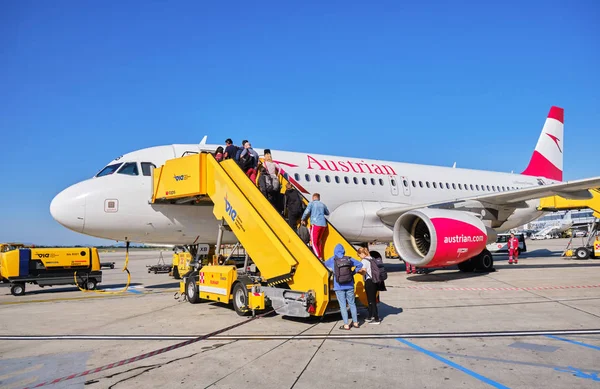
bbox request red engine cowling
[393,208,495,267]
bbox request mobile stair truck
[0,247,102,295]
[151,152,368,318]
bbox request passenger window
[391,178,397,186]
[325,175,331,183]
[117,162,139,176]
[379,179,384,186]
[458,183,462,190]
[403,180,408,187]
[452,183,456,189]
[344,177,350,184]
[96,163,123,177]
[335,176,340,184]
[486,185,490,191]
[426,182,430,188]
[362,178,367,185]
[446,183,450,189]
[305,174,311,182]
[315,175,321,182]
[412,180,416,187]
[432,182,437,188]
[371,178,376,185]
[353,177,358,185]
[419,181,423,188]
[475,185,479,191]
[470,184,474,190]
[294,173,300,181]
[141,162,156,176]
[439,182,443,189]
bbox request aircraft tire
[457,259,476,272]
[474,249,494,272]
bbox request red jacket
[508,237,519,250]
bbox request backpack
[334,256,354,284]
[239,153,255,172]
[368,256,387,283]
[234,147,243,162]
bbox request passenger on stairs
[223,138,240,161]
[263,149,283,213]
[214,146,224,162]
[239,141,259,183]
[301,193,330,260]
[284,182,304,230]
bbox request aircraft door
[400,176,411,196]
[389,176,399,196]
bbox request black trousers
[365,278,379,320]
[287,211,302,230]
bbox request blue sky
[1,0,598,245]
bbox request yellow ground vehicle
[152,152,369,318]
[0,247,102,295]
[384,242,399,259]
[538,190,600,260]
[172,251,192,279]
[0,242,27,253]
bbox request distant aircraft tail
[521,106,564,181]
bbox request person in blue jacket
[324,243,364,330]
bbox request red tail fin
[521,106,564,181]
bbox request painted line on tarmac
[0,289,176,305]
[3,329,600,341]
[545,335,600,351]
[407,284,600,292]
[396,338,511,389]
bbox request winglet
[521,106,564,182]
[199,135,208,145]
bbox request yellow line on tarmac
[0,289,179,306]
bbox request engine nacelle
[393,208,496,268]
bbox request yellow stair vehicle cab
[0,247,102,296]
[152,152,368,318]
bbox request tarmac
[1,238,599,389]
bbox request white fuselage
[50,143,551,245]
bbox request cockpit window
[117,162,139,176]
[141,162,156,176]
[96,163,123,177]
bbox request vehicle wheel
[575,247,590,260]
[457,259,476,272]
[475,250,494,272]
[110,264,115,269]
[85,278,97,290]
[185,276,200,304]
[11,283,25,296]
[172,266,181,279]
[232,282,250,316]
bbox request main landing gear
[457,249,494,273]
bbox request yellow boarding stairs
[538,188,600,218]
[538,188,600,259]
[151,152,368,318]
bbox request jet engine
[393,208,496,268]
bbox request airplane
[50,106,600,271]
[530,211,574,239]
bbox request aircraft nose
[50,185,87,233]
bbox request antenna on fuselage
[452,162,456,168]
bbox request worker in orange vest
[508,233,519,264]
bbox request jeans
[335,289,358,325]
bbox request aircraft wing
[376,176,600,226]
